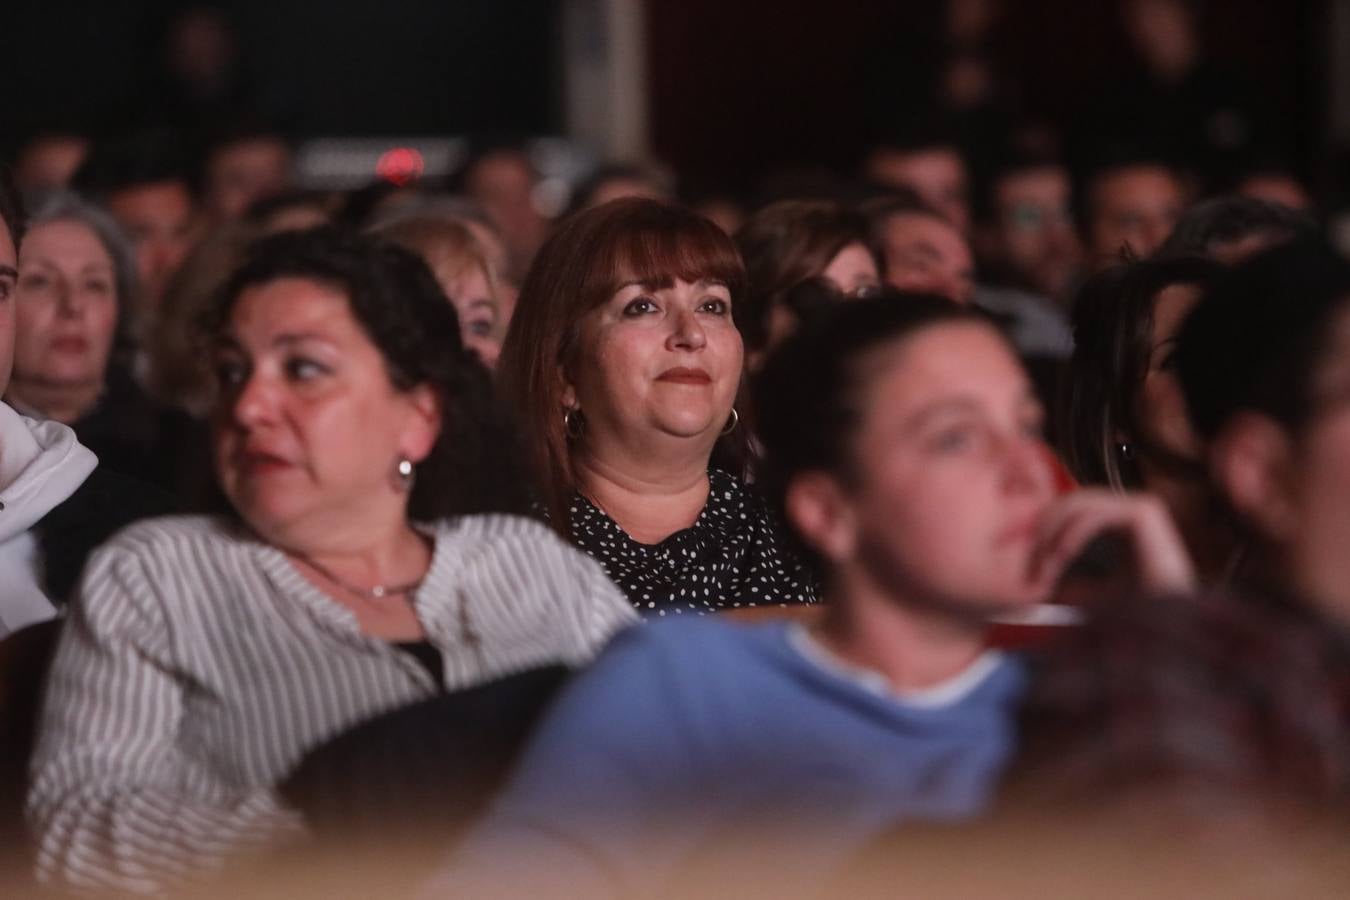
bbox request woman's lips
[233,450,294,475]
[49,336,89,354]
[656,367,712,385]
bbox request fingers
[1030,490,1197,595]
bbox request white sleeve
[25,540,305,893]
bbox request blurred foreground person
[26,229,636,893]
[431,294,1193,898]
[1062,254,1238,579]
[841,589,1350,900]
[1179,239,1350,627]
[373,216,506,369]
[735,199,881,368]
[4,192,206,495]
[500,198,817,614]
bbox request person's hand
[1028,490,1196,597]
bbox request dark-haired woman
[433,292,1193,897]
[27,229,636,893]
[735,199,882,369]
[499,198,817,615]
[1061,254,1238,579]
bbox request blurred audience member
[26,228,635,893]
[5,192,207,496]
[434,294,1192,898]
[200,125,293,223]
[1081,160,1187,269]
[245,189,338,235]
[1157,194,1317,263]
[12,134,88,196]
[456,147,550,282]
[374,216,505,369]
[1063,254,1238,579]
[735,199,881,367]
[145,222,257,417]
[1079,0,1266,190]
[569,161,675,214]
[691,194,747,236]
[499,198,817,614]
[1178,239,1350,623]
[73,132,200,314]
[862,135,972,233]
[865,194,975,303]
[978,150,1083,303]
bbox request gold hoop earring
[720,408,740,436]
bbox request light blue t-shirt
[431,617,1026,898]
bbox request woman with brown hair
[735,199,882,369]
[498,197,817,616]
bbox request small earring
[720,408,740,436]
[563,407,584,439]
[1118,442,1135,461]
[393,457,416,493]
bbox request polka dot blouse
[568,468,819,617]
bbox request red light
[376,147,425,186]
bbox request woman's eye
[699,297,729,315]
[84,280,112,295]
[285,358,328,381]
[622,297,657,317]
[20,274,49,291]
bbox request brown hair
[498,197,745,535]
[734,200,880,352]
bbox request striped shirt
[27,514,637,894]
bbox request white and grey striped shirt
[27,513,637,894]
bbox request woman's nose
[666,307,707,351]
[230,373,277,428]
[55,280,83,316]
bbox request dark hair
[207,227,532,520]
[0,165,26,249]
[973,146,1069,225]
[734,200,881,353]
[753,291,994,565]
[1176,239,1350,442]
[1061,255,1223,488]
[72,130,198,201]
[498,197,745,536]
[1156,194,1317,260]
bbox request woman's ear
[1210,412,1300,543]
[401,384,443,463]
[785,471,858,565]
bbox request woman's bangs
[602,219,745,298]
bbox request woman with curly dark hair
[27,228,636,893]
